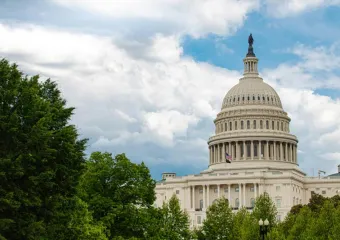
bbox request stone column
[273,141,276,161]
[222,143,226,163]
[243,141,246,160]
[243,183,246,206]
[259,141,262,160]
[228,142,231,156]
[251,141,254,160]
[231,142,234,160]
[236,142,240,160]
[203,185,206,209]
[295,145,298,163]
[290,144,293,162]
[238,183,242,208]
[213,145,215,163]
[280,142,283,161]
[254,183,257,199]
[285,143,288,161]
[217,185,220,199]
[207,185,210,207]
[209,147,212,164]
[192,186,195,210]
[266,141,269,160]
[228,184,231,206]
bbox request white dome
[221,78,282,109]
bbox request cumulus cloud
[261,44,340,175]
[264,0,340,18]
[0,22,240,172]
[52,0,260,38]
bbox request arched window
[229,121,232,131]
[235,198,240,208]
[233,98,235,102]
[260,120,263,129]
[247,120,250,129]
[277,121,279,130]
[225,122,227,131]
[258,96,260,101]
[248,96,250,101]
[253,96,255,101]
[241,121,244,129]
[266,120,269,129]
[272,121,274,130]
[200,199,203,209]
[253,120,256,129]
[281,122,283,131]
[251,198,255,208]
[242,96,245,101]
[235,121,238,130]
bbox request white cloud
[264,0,340,18]
[0,22,240,169]
[1,17,340,176]
[52,0,260,38]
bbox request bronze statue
[248,33,254,47]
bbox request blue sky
[1,0,340,179]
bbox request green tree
[202,197,233,240]
[0,59,91,239]
[307,193,326,213]
[158,194,191,240]
[232,207,259,240]
[252,192,278,227]
[286,206,312,240]
[78,151,156,239]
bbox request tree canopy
[0,59,103,239]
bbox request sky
[1,0,340,179]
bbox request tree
[286,206,312,240]
[252,192,278,227]
[202,197,233,240]
[232,207,259,240]
[307,193,326,213]
[0,59,89,239]
[158,194,191,240]
[78,151,156,239]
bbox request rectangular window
[235,121,238,130]
[322,190,326,194]
[214,188,218,193]
[176,190,180,194]
[276,186,281,192]
[224,188,228,193]
[250,187,254,192]
[197,216,202,224]
[277,215,281,222]
[199,189,203,194]
[235,187,239,192]
[276,199,281,208]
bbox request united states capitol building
[155,35,340,227]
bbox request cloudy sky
[1,0,340,179]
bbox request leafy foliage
[78,151,157,239]
[0,59,94,239]
[158,194,191,240]
[202,197,233,239]
[252,192,278,227]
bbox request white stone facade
[155,40,340,228]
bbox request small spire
[246,33,256,57]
